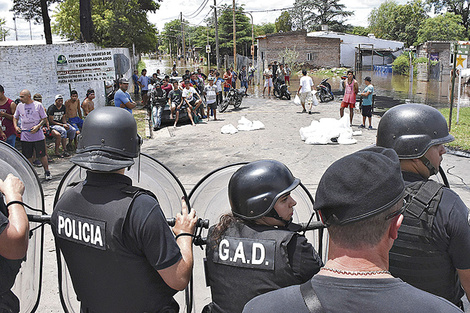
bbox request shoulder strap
[300,280,325,313]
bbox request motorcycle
[316,78,334,102]
[219,87,244,113]
[273,77,291,100]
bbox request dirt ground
[22,95,470,312]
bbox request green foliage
[254,23,276,37]
[350,26,370,36]
[392,52,412,75]
[0,18,9,40]
[289,0,353,31]
[368,0,428,47]
[217,4,252,57]
[439,107,470,151]
[161,19,183,58]
[415,56,429,64]
[53,0,159,53]
[428,0,470,34]
[275,11,293,33]
[278,47,299,72]
[416,12,467,44]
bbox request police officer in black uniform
[377,103,470,308]
[0,174,27,313]
[204,160,323,313]
[51,107,197,313]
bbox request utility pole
[232,0,236,71]
[181,12,186,64]
[13,16,17,41]
[79,0,93,42]
[213,0,220,71]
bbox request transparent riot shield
[187,163,327,313]
[0,141,45,313]
[53,153,188,313]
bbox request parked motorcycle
[273,78,291,100]
[316,78,334,102]
[219,87,244,113]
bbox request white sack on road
[221,124,239,134]
[300,115,359,145]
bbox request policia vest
[389,180,463,305]
[51,178,178,313]
[205,222,305,313]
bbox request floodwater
[143,56,470,108]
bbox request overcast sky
[0,0,402,42]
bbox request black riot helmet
[71,107,142,172]
[229,160,300,222]
[376,103,454,175]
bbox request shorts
[341,101,355,109]
[51,124,76,139]
[21,139,46,159]
[241,81,248,89]
[141,90,148,97]
[362,105,372,117]
[68,116,83,131]
[299,91,312,105]
[207,101,217,110]
[264,78,273,87]
[224,86,230,92]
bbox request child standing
[359,76,374,129]
[204,78,218,121]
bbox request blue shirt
[132,74,139,85]
[138,76,151,91]
[114,89,133,113]
[362,84,374,106]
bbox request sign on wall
[55,50,115,84]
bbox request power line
[183,0,210,19]
[245,7,294,13]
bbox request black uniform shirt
[402,171,470,270]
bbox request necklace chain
[322,267,391,276]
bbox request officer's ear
[389,214,403,240]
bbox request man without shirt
[81,89,95,117]
[243,147,461,313]
[48,95,76,157]
[65,90,83,147]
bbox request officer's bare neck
[89,168,126,175]
[400,159,430,179]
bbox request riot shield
[0,141,45,313]
[53,153,188,313]
[187,163,327,313]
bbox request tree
[350,26,370,36]
[53,0,159,53]
[368,0,428,47]
[161,19,183,58]
[254,23,276,36]
[217,4,252,59]
[427,0,470,34]
[275,11,292,32]
[0,18,9,41]
[416,12,466,44]
[289,0,353,31]
[11,0,60,44]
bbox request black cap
[364,76,371,82]
[314,147,405,226]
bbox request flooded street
[143,56,470,108]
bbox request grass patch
[133,109,148,139]
[439,107,470,152]
[137,59,146,74]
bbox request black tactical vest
[52,179,178,313]
[205,222,304,313]
[389,180,463,305]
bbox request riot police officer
[51,107,197,313]
[376,103,470,308]
[204,160,323,313]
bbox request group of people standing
[262,61,291,97]
[0,85,96,181]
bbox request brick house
[256,30,340,69]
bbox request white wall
[0,42,132,110]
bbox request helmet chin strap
[266,209,292,227]
[420,156,438,176]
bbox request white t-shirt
[299,76,314,93]
[204,85,217,104]
[264,68,273,79]
[182,87,197,101]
